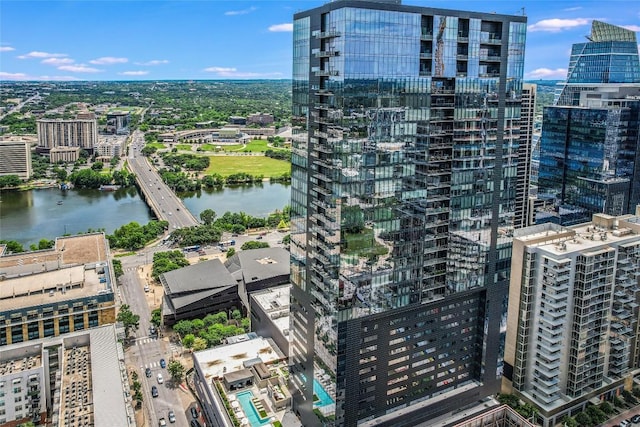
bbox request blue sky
[0,0,638,81]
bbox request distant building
[514,83,537,229]
[49,146,81,163]
[229,116,247,126]
[76,111,96,120]
[36,118,98,154]
[247,113,274,126]
[0,140,32,179]
[95,137,125,158]
[537,21,640,225]
[160,258,239,326]
[0,234,116,346]
[0,324,134,427]
[105,112,130,135]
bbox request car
[160,358,166,368]
[621,421,631,427]
[256,236,263,240]
[151,386,158,397]
[190,421,201,427]
[149,326,157,336]
[144,285,150,292]
[157,373,164,384]
[190,407,198,419]
[145,367,152,378]
[168,410,176,423]
[169,212,172,216]
[632,415,640,424]
[177,208,180,211]
[159,418,167,427]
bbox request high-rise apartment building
[290,1,526,425]
[0,140,32,180]
[514,83,536,229]
[536,21,640,225]
[36,118,98,154]
[504,214,640,426]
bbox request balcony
[420,32,433,41]
[315,90,334,97]
[315,50,340,58]
[480,55,501,62]
[315,70,339,77]
[315,30,341,39]
[420,52,433,59]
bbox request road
[0,92,39,121]
[118,249,190,427]
[128,130,199,229]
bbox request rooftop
[251,285,290,338]
[193,334,285,382]
[0,353,42,375]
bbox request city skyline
[1,0,638,82]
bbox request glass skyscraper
[537,21,640,225]
[290,1,526,425]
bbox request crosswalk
[169,341,181,354]
[136,337,157,346]
[141,361,161,370]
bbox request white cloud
[0,71,78,81]
[525,68,568,79]
[134,59,169,66]
[89,56,128,65]
[58,64,101,73]
[204,66,238,73]
[528,18,590,32]
[118,71,149,76]
[563,7,582,11]
[225,6,257,16]
[42,57,74,66]
[268,23,293,32]
[622,25,640,32]
[0,71,29,80]
[203,66,283,78]
[0,46,15,52]
[18,51,67,59]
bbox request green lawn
[204,156,290,178]
[146,142,166,149]
[175,144,192,151]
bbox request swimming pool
[313,379,334,407]
[235,390,272,427]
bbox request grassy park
[205,155,290,178]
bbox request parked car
[151,386,158,397]
[157,373,164,384]
[168,410,176,423]
[190,420,201,427]
[160,358,166,368]
[145,367,152,378]
[631,415,640,424]
[159,418,167,426]
[190,407,198,419]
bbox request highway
[128,130,199,229]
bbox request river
[0,183,291,247]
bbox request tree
[173,319,194,337]
[613,396,625,407]
[241,241,270,250]
[91,161,104,171]
[192,337,208,351]
[112,259,124,278]
[561,415,578,427]
[226,247,236,257]
[151,308,162,327]
[38,238,55,250]
[168,359,185,382]
[599,401,613,415]
[574,412,591,427]
[200,209,217,225]
[117,304,140,339]
[182,334,195,350]
[585,405,606,425]
[231,309,242,320]
[0,240,25,253]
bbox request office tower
[504,214,640,426]
[290,1,526,426]
[0,140,32,180]
[105,112,130,135]
[514,83,536,229]
[36,118,98,154]
[536,21,640,225]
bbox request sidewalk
[602,404,640,427]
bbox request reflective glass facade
[537,21,640,226]
[290,2,526,426]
